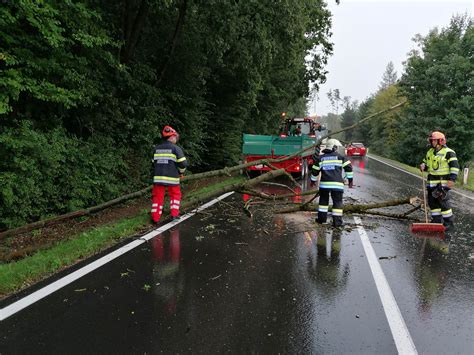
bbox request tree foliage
[397,15,473,166]
[0,0,334,228]
[366,85,405,158]
[379,61,397,91]
[340,97,358,142]
[348,15,472,168]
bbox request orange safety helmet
[428,131,446,145]
[162,125,178,138]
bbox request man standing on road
[151,126,187,223]
[310,139,353,227]
[420,131,459,229]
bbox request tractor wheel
[302,160,309,178]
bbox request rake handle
[422,172,428,223]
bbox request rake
[410,173,445,234]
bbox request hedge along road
[0,157,473,354]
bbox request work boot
[316,218,328,225]
[443,220,454,231]
[333,217,343,228]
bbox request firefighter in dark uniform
[419,131,459,229]
[310,139,353,227]
[151,126,187,223]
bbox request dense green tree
[0,0,334,228]
[350,96,374,143]
[366,85,405,158]
[340,98,358,142]
[397,15,473,166]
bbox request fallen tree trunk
[274,197,412,214]
[0,189,148,240]
[0,169,287,240]
[238,187,421,220]
[182,169,287,210]
[237,189,318,201]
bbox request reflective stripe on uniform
[176,157,187,163]
[321,160,342,167]
[153,176,180,184]
[332,208,343,216]
[321,159,343,164]
[427,180,449,187]
[342,160,351,167]
[153,176,179,181]
[318,205,329,212]
[319,181,344,189]
[154,153,177,161]
[428,168,450,176]
[441,209,453,218]
[170,200,180,209]
[431,208,441,216]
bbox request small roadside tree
[379,61,398,91]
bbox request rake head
[410,222,445,234]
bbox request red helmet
[428,131,446,145]
[162,125,178,137]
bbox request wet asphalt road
[1,157,473,354]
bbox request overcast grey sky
[309,0,473,116]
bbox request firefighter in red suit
[151,126,187,223]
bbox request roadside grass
[0,175,245,297]
[0,214,148,295]
[368,152,473,191]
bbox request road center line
[354,216,418,355]
[0,192,234,322]
[367,154,473,201]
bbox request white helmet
[322,138,341,151]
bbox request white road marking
[0,192,234,321]
[367,154,474,201]
[354,216,418,355]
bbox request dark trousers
[317,189,344,226]
[427,187,453,223]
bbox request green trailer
[242,134,317,176]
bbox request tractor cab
[279,117,325,138]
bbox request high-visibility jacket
[152,140,187,185]
[422,146,459,188]
[310,149,353,190]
